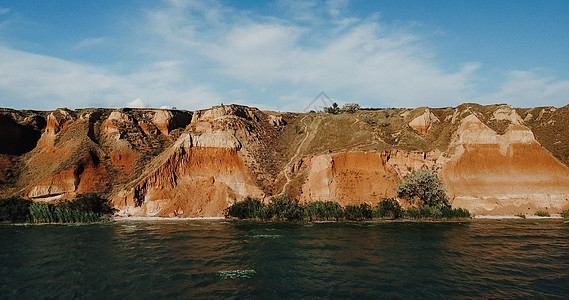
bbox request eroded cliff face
[112,133,264,217]
[441,113,569,215]
[297,151,438,207]
[1,103,569,216]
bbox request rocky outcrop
[408,108,439,134]
[151,109,192,136]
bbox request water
[1,220,569,299]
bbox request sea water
[1,220,569,299]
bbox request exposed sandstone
[27,150,109,201]
[408,108,439,134]
[441,113,569,215]
[151,109,192,136]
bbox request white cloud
[74,37,104,50]
[480,71,569,107]
[0,8,9,15]
[1,0,568,111]
[0,47,221,110]
[143,2,480,108]
[276,0,319,22]
[326,0,349,18]
[126,98,147,108]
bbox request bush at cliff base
[374,198,403,219]
[0,197,32,223]
[304,201,343,220]
[0,194,114,223]
[405,206,470,219]
[344,203,373,220]
[226,196,470,221]
[266,195,305,221]
[225,197,265,220]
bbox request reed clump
[1,193,114,224]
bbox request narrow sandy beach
[113,215,564,221]
[473,214,562,219]
[114,216,226,221]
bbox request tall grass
[29,202,104,223]
[1,193,114,224]
[29,202,56,223]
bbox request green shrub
[324,103,340,114]
[361,114,376,126]
[534,211,550,217]
[405,206,437,219]
[344,203,373,220]
[562,209,569,219]
[226,198,266,219]
[397,170,450,209]
[0,197,32,223]
[440,207,471,219]
[341,103,360,113]
[266,195,304,221]
[374,198,403,219]
[404,206,470,220]
[63,193,115,215]
[304,201,343,220]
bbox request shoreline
[112,215,564,221]
[473,214,562,219]
[113,216,226,221]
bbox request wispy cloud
[142,0,480,108]
[74,37,105,50]
[0,47,221,110]
[480,71,569,107]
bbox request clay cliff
[1,103,569,216]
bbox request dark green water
[1,220,569,299]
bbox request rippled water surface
[2,220,569,299]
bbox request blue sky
[0,0,568,111]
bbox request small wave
[119,224,139,232]
[217,269,256,279]
[250,234,282,239]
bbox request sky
[0,0,568,111]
